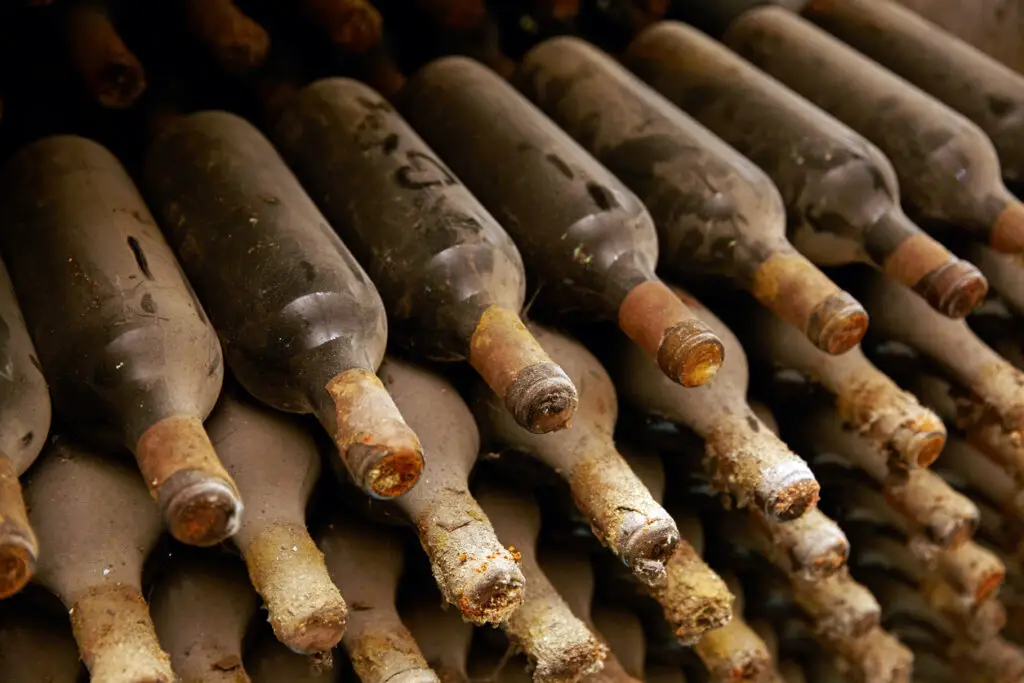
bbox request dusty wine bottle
[24,440,175,683]
[691,573,772,683]
[401,56,725,388]
[469,322,677,583]
[737,302,945,469]
[688,2,1024,254]
[0,135,242,546]
[517,37,873,353]
[303,0,383,54]
[803,0,1024,185]
[144,111,423,499]
[936,434,1024,525]
[610,449,734,644]
[272,77,579,434]
[319,515,442,683]
[205,393,348,653]
[476,481,608,683]
[183,0,269,75]
[0,256,51,600]
[613,287,819,521]
[65,0,146,108]
[540,549,643,683]
[377,357,525,624]
[0,591,83,683]
[403,587,474,683]
[853,269,1024,477]
[618,22,988,318]
[150,548,259,683]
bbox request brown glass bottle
[803,0,1024,185]
[700,3,1024,254]
[0,256,51,600]
[272,78,578,434]
[377,357,525,624]
[0,591,82,683]
[469,323,678,584]
[24,440,175,683]
[737,302,945,469]
[65,0,146,108]
[476,481,608,683]
[401,57,725,388]
[205,392,348,653]
[183,0,269,75]
[0,135,242,546]
[150,548,259,683]
[517,38,871,353]
[618,23,988,318]
[144,111,423,499]
[613,287,819,521]
[319,515,442,683]
[852,269,1024,479]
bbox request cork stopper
[618,280,724,387]
[66,3,146,108]
[883,232,988,318]
[990,200,1024,253]
[751,251,867,355]
[136,414,244,546]
[790,571,881,641]
[0,455,36,599]
[325,367,424,498]
[469,305,578,433]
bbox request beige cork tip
[68,5,147,108]
[185,0,270,75]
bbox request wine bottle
[0,256,51,600]
[0,591,82,683]
[24,440,174,682]
[150,548,258,683]
[721,507,849,582]
[377,357,526,624]
[590,604,644,681]
[65,0,146,108]
[803,0,1024,185]
[183,0,269,75]
[736,301,945,469]
[691,573,772,683]
[469,323,677,582]
[852,270,1024,475]
[694,3,1024,254]
[540,550,643,683]
[0,135,242,546]
[612,287,819,521]
[319,516,442,683]
[144,111,424,499]
[476,481,608,683]
[403,588,474,683]
[272,77,579,434]
[618,22,988,319]
[401,56,725,388]
[246,625,334,683]
[303,0,382,54]
[205,393,348,653]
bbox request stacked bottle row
[1,1,1024,682]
